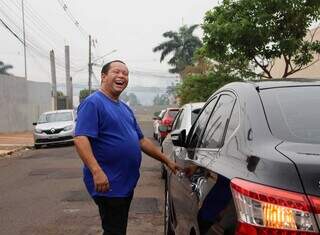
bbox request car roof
[247,78,320,90]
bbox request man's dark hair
[101,60,126,74]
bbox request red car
[158,108,180,144]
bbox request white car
[33,109,76,149]
[161,102,205,178]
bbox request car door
[189,93,237,235]
[169,98,218,234]
[174,92,236,234]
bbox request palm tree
[153,24,202,74]
[0,61,13,75]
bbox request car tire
[164,185,175,235]
[34,144,41,149]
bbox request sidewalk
[0,131,34,157]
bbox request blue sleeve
[75,100,99,138]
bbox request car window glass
[172,109,185,131]
[168,110,179,118]
[260,86,320,144]
[191,108,202,124]
[187,98,218,149]
[200,94,235,148]
[225,101,239,141]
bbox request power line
[56,0,89,38]
[0,17,24,44]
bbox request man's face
[101,62,129,97]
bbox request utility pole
[88,35,92,94]
[50,50,57,110]
[21,0,27,79]
[65,45,73,109]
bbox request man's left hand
[166,159,182,174]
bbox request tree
[120,92,140,106]
[0,61,13,75]
[201,0,320,78]
[57,91,65,97]
[153,94,169,105]
[79,89,97,103]
[177,64,242,105]
[153,25,203,74]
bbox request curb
[0,145,33,158]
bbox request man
[74,60,180,235]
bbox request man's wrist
[91,166,103,175]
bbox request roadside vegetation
[154,0,320,105]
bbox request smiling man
[74,60,180,235]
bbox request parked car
[158,108,180,143]
[164,80,320,235]
[33,109,76,148]
[153,109,166,140]
[161,102,205,179]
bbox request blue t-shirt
[75,90,144,198]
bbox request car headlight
[35,128,43,134]
[63,125,74,131]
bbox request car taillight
[230,178,320,234]
[309,196,320,229]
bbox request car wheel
[164,186,174,235]
[34,144,41,149]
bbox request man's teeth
[115,81,124,85]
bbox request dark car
[164,80,320,235]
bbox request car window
[191,108,202,124]
[225,101,239,141]
[260,86,320,144]
[168,110,179,118]
[187,97,218,149]
[172,109,185,131]
[200,94,235,149]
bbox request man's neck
[99,88,119,101]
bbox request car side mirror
[171,129,186,147]
[32,122,37,126]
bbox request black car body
[164,80,320,235]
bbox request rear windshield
[38,112,73,123]
[260,86,320,144]
[168,110,179,118]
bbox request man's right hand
[92,169,110,192]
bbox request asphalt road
[0,121,165,235]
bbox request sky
[0,0,219,89]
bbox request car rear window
[168,110,179,118]
[260,86,320,144]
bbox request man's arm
[139,137,180,174]
[74,136,109,192]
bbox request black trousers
[94,195,133,235]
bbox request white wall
[0,75,51,133]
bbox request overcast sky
[0,0,219,88]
